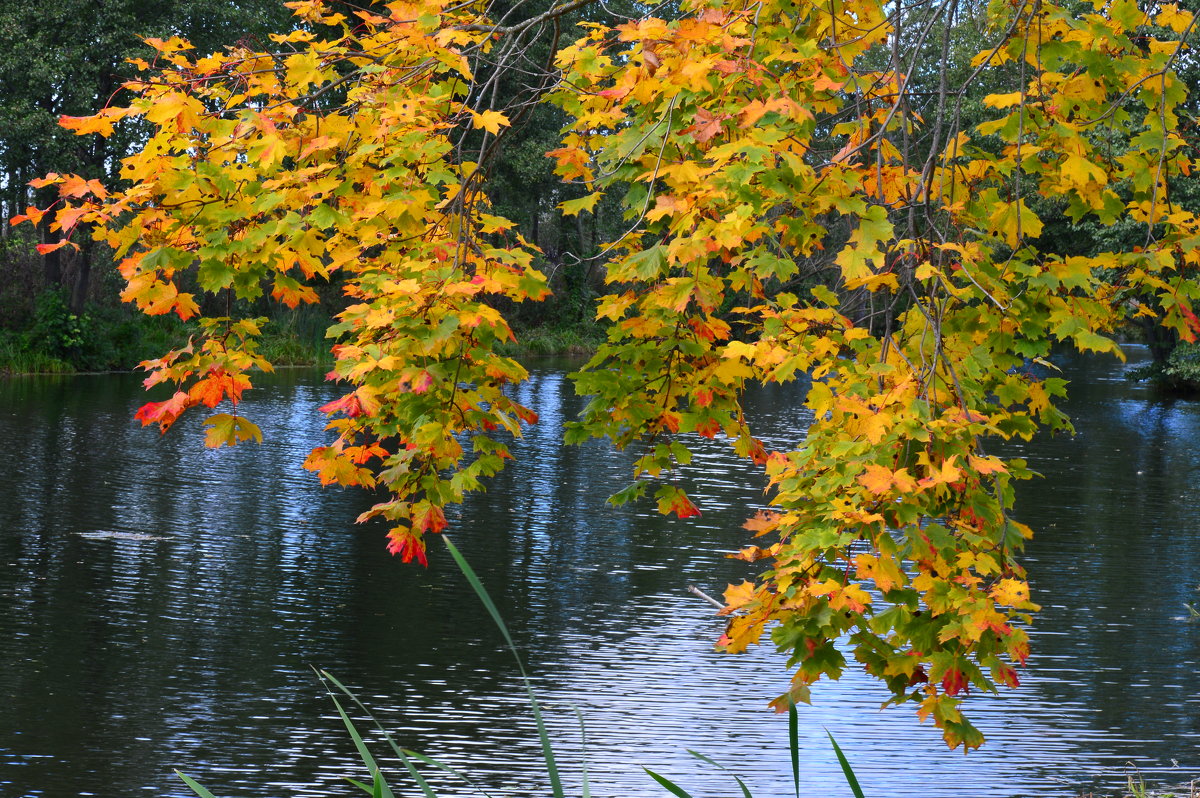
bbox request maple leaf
[411,371,434,394]
[53,205,90,233]
[134,391,194,434]
[742,509,781,536]
[412,501,448,534]
[202,414,263,448]
[858,463,895,495]
[10,206,46,226]
[942,667,969,696]
[387,529,429,566]
[995,665,1021,689]
[990,578,1035,608]
[722,580,759,612]
[559,192,602,217]
[656,485,701,518]
[688,108,724,143]
[471,110,510,134]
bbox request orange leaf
[134,391,194,433]
[54,205,90,233]
[742,509,781,536]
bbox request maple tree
[18,0,1200,748]
[0,0,293,312]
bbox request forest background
[3,0,1198,385]
[0,0,624,374]
[11,0,1200,754]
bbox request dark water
[1,348,1198,798]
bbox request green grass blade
[683,748,753,797]
[175,771,219,798]
[442,535,563,798]
[826,730,865,798]
[321,669,489,797]
[327,691,395,798]
[343,776,374,794]
[789,700,800,798]
[442,536,518,659]
[684,749,723,769]
[644,767,697,798]
[399,748,495,796]
[573,704,590,798]
[395,747,439,798]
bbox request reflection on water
[1,348,1198,798]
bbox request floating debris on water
[75,531,171,542]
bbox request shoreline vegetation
[4,303,1196,396]
[0,291,607,377]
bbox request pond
[1,346,1198,798]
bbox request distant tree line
[4,0,1200,385]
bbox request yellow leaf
[143,91,205,133]
[723,580,759,610]
[844,271,900,292]
[967,454,1007,475]
[990,578,1037,608]
[471,110,510,134]
[559,192,602,217]
[202,414,263,448]
[1156,3,1194,32]
[982,92,1023,109]
[1060,155,1107,189]
[988,199,1043,246]
[856,553,906,593]
[858,464,896,495]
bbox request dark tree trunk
[1139,316,1177,364]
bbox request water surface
[1,349,1198,797]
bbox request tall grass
[0,330,73,375]
[177,535,866,797]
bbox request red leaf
[386,529,429,566]
[689,108,724,143]
[658,486,702,518]
[411,370,434,393]
[134,390,193,433]
[941,667,969,696]
[319,392,363,417]
[412,502,447,534]
[996,665,1021,689]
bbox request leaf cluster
[20,0,1200,749]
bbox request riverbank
[0,309,606,376]
[0,322,329,376]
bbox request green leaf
[442,536,564,798]
[202,414,263,448]
[644,767,697,798]
[196,258,237,292]
[826,730,866,798]
[790,701,800,798]
[559,192,603,216]
[175,771,219,798]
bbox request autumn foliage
[19,0,1200,748]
